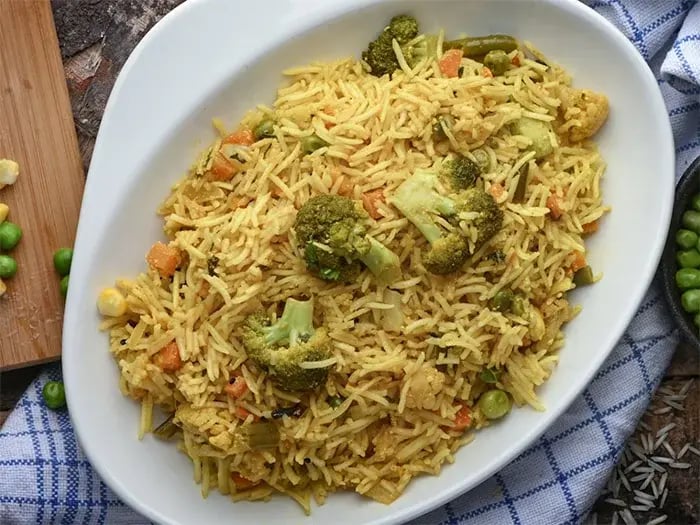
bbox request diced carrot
[438,49,463,78]
[511,55,521,67]
[482,67,493,78]
[453,404,472,431]
[490,183,505,199]
[362,189,385,220]
[546,195,563,220]
[222,129,254,146]
[228,195,250,209]
[234,406,259,421]
[208,152,241,181]
[146,242,181,277]
[224,376,248,399]
[337,177,353,196]
[570,251,587,273]
[231,472,258,490]
[154,341,182,373]
[582,220,599,234]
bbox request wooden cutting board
[0,0,84,370]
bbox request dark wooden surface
[0,1,697,523]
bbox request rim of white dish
[62,1,675,524]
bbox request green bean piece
[491,289,514,313]
[0,255,17,278]
[0,221,22,251]
[677,249,700,268]
[477,389,512,419]
[253,119,275,141]
[681,289,700,313]
[301,134,328,155]
[328,396,344,409]
[676,268,700,290]
[42,381,66,410]
[691,193,700,212]
[676,229,699,249]
[479,368,499,384]
[573,266,595,286]
[432,115,454,141]
[483,49,510,75]
[244,422,280,449]
[443,35,518,56]
[152,415,179,440]
[682,210,700,234]
[512,164,529,203]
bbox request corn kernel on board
[0,0,84,370]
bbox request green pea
[42,381,66,410]
[301,134,328,155]
[479,368,499,384]
[694,312,700,328]
[677,249,700,268]
[253,119,275,141]
[676,268,700,289]
[682,210,700,234]
[328,396,344,409]
[477,389,512,419]
[681,289,700,313]
[0,221,22,251]
[676,229,698,249]
[0,254,17,278]
[691,193,700,212]
[490,289,514,313]
[53,248,73,277]
[59,275,69,298]
[483,49,510,75]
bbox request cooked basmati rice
[101,41,608,513]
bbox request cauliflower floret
[404,364,446,410]
[558,87,609,142]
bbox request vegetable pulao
[98,15,610,514]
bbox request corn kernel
[97,287,127,317]
[0,159,19,188]
[0,278,6,297]
[0,203,8,223]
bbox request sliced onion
[381,289,404,332]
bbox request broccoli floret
[443,154,481,190]
[362,15,435,77]
[389,170,503,274]
[243,298,332,392]
[386,14,418,44]
[294,194,401,284]
[459,186,504,244]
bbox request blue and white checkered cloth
[2,1,699,523]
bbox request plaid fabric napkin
[1,1,699,523]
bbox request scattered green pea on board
[42,380,66,410]
[53,247,73,277]
[53,247,73,298]
[675,192,700,330]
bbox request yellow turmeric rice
[99,35,609,514]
